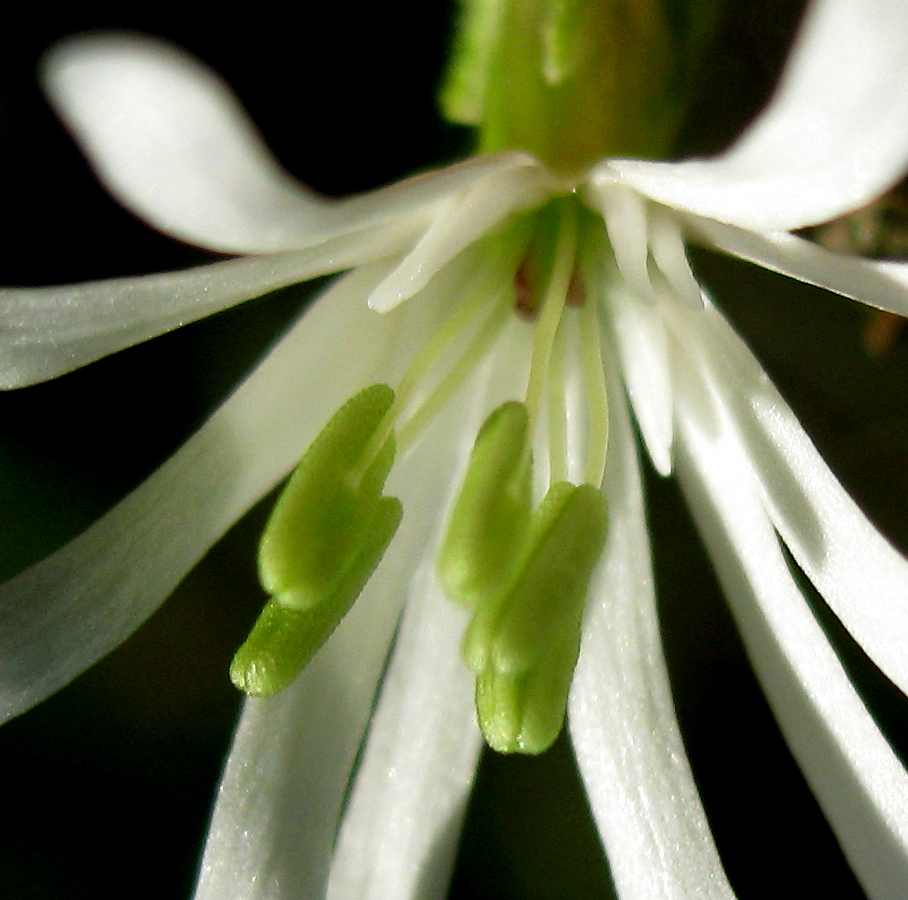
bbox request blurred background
[1,1,907,897]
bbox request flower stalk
[443,0,726,171]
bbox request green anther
[490,482,607,673]
[465,481,608,753]
[476,625,580,753]
[231,496,403,696]
[437,402,532,606]
[231,384,404,697]
[258,383,397,610]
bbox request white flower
[3,1,908,898]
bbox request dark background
[2,2,907,897]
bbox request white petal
[648,210,704,309]
[324,562,480,900]
[569,358,735,900]
[683,302,908,702]
[605,281,674,476]
[192,600,404,900]
[44,33,536,254]
[689,218,908,317]
[596,181,654,301]
[673,342,908,899]
[367,160,552,312]
[326,315,532,900]
[597,0,908,231]
[0,259,444,722]
[0,229,416,389]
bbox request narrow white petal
[193,598,404,900]
[570,359,735,900]
[594,181,654,301]
[597,0,908,231]
[605,281,674,476]
[648,210,704,309]
[326,315,533,900]
[0,260,445,722]
[0,229,416,389]
[367,161,551,312]
[690,217,908,316]
[324,565,480,900]
[194,370,472,900]
[673,345,908,899]
[44,33,535,254]
[683,303,908,702]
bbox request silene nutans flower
[4,0,908,898]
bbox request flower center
[230,194,616,753]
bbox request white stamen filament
[524,200,579,425]
[547,320,570,484]
[579,276,609,487]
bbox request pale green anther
[476,624,581,754]
[437,401,532,606]
[258,383,397,610]
[490,482,607,673]
[231,496,403,696]
[465,481,608,753]
[462,480,606,671]
[232,384,403,698]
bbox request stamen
[438,401,532,606]
[356,220,532,475]
[524,198,579,425]
[231,496,402,696]
[433,196,619,755]
[579,239,609,487]
[547,320,570,485]
[233,384,402,696]
[257,384,398,609]
[463,481,609,753]
[394,237,524,413]
[234,219,533,699]
[397,288,512,452]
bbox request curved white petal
[673,335,908,899]
[0,228,416,389]
[596,0,908,231]
[605,281,674,476]
[690,217,908,317]
[683,302,908,703]
[569,356,735,900]
[367,161,552,312]
[44,33,537,254]
[0,259,445,722]
[324,316,532,900]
